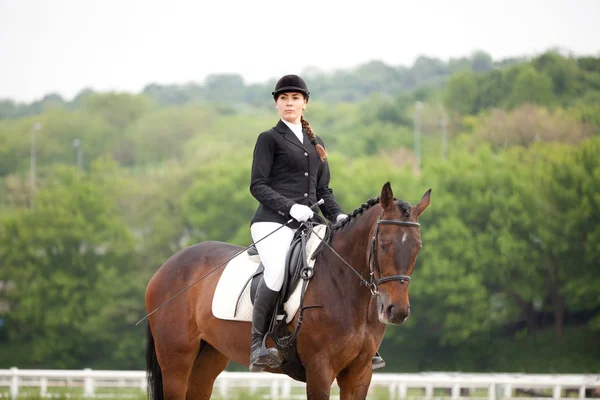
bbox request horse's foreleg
[186,341,230,400]
[336,361,373,400]
[304,362,336,400]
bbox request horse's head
[371,182,430,325]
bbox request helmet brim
[272,86,310,99]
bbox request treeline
[0,50,509,119]
[0,50,599,372]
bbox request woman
[248,74,385,372]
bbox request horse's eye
[379,239,387,250]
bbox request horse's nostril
[386,304,395,317]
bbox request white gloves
[290,204,314,222]
[336,213,348,222]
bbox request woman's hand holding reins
[290,204,314,222]
[336,213,348,222]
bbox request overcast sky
[1,0,599,102]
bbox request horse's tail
[146,323,164,400]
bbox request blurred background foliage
[0,50,599,372]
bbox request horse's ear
[380,182,395,212]
[413,189,431,219]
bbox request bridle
[366,210,420,295]
[313,208,420,296]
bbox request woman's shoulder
[256,126,278,140]
[314,134,326,146]
[253,126,281,148]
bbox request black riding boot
[249,279,282,372]
[372,351,386,370]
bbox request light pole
[30,122,42,193]
[413,101,424,171]
[440,115,448,161]
[73,138,82,174]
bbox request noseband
[366,210,420,295]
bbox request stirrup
[372,354,386,371]
[250,347,282,372]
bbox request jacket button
[304,152,308,156]
[304,193,308,197]
[304,172,308,176]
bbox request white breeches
[250,222,296,291]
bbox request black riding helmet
[272,74,310,101]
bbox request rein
[314,210,420,296]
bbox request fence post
[489,383,497,400]
[503,383,513,400]
[10,367,19,400]
[40,377,48,397]
[83,368,94,397]
[451,383,460,400]
[140,374,147,394]
[218,375,228,398]
[398,382,407,399]
[281,380,291,398]
[270,379,279,400]
[388,382,397,400]
[425,384,434,399]
[553,385,561,400]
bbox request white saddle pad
[212,224,328,323]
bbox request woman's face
[275,92,307,124]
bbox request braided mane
[310,196,412,259]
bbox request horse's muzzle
[378,297,411,325]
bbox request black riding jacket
[250,120,342,228]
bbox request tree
[203,74,246,104]
[473,104,593,150]
[506,65,556,108]
[183,152,256,246]
[532,51,581,100]
[0,164,140,367]
[471,50,493,73]
[82,92,153,131]
[444,71,478,115]
[536,138,600,337]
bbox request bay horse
[145,182,430,399]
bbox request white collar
[281,119,303,143]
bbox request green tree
[536,138,600,337]
[0,163,140,367]
[444,71,478,115]
[183,152,256,246]
[507,65,556,108]
[532,51,581,100]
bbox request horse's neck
[322,206,380,303]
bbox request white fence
[0,368,599,400]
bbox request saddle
[245,228,310,306]
[242,225,324,383]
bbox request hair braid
[301,115,328,162]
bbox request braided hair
[301,115,328,162]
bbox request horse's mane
[311,196,412,258]
[331,196,412,232]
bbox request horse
[145,182,431,400]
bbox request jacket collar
[275,119,307,150]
